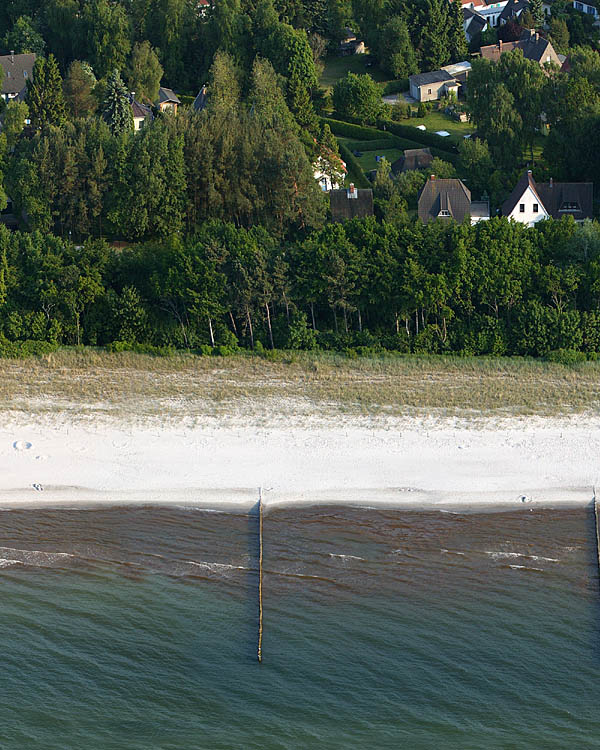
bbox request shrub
[546,349,587,365]
[212,344,237,357]
[0,336,59,358]
[383,79,409,96]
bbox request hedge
[323,117,391,141]
[345,139,458,166]
[337,142,372,188]
[344,137,407,151]
[324,116,460,165]
[382,79,409,95]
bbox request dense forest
[2,215,600,360]
[0,0,599,361]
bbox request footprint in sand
[32,483,44,492]
[13,440,33,452]
[35,455,48,461]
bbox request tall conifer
[26,54,67,131]
[448,0,468,62]
[101,70,133,136]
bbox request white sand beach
[0,409,598,510]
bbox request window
[519,203,525,213]
[23,70,27,78]
[533,203,539,212]
[546,55,551,62]
[427,88,432,94]
[439,209,451,216]
[560,201,580,211]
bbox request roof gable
[330,189,374,221]
[418,178,472,223]
[158,86,181,104]
[0,52,36,95]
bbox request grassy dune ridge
[1,349,600,420]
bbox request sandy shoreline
[0,412,598,511]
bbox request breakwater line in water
[257,487,264,663]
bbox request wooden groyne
[594,490,600,576]
[257,487,264,663]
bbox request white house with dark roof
[130,96,153,130]
[0,52,36,102]
[502,170,594,227]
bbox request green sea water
[0,505,598,749]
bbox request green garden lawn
[320,54,388,91]
[404,110,473,145]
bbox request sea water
[0,505,598,749]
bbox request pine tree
[448,0,468,62]
[26,54,67,131]
[102,70,133,136]
[63,60,97,119]
[529,0,544,27]
[420,0,450,70]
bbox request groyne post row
[594,491,600,579]
[258,487,264,663]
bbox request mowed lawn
[337,137,403,171]
[320,54,388,91]
[405,110,474,145]
[353,148,404,171]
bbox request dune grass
[0,348,600,422]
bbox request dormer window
[560,201,580,211]
[439,209,451,216]
[23,70,27,78]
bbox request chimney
[347,183,357,199]
[534,31,539,42]
[10,50,14,63]
[430,174,436,180]
[499,39,503,51]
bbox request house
[131,97,153,130]
[463,7,488,42]
[408,62,471,102]
[330,184,374,221]
[502,170,593,226]
[409,70,457,102]
[498,0,529,24]
[0,52,36,102]
[391,148,434,175]
[157,86,181,113]
[480,30,562,68]
[193,84,208,112]
[418,175,490,224]
[476,0,510,28]
[314,153,347,191]
[573,0,598,17]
